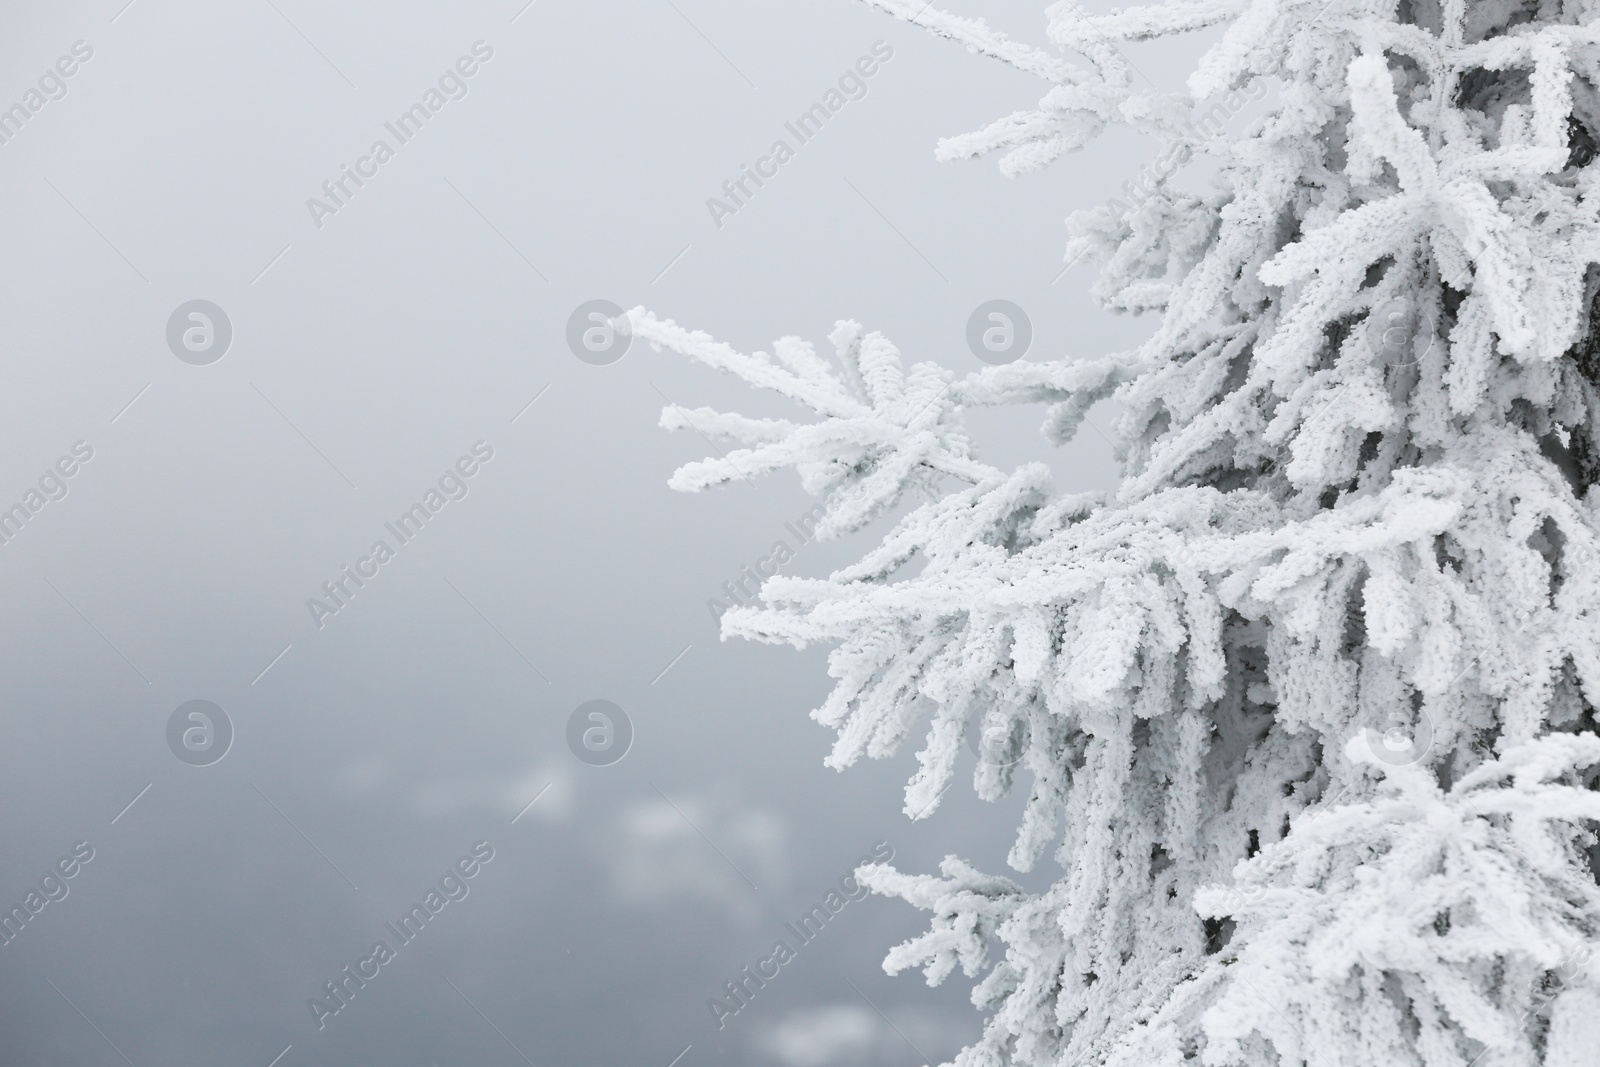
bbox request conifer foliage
[631,2,1600,1063]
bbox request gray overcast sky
[0,1,1196,1064]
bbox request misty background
[0,1,1199,1064]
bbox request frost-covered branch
[644,1,1600,1063]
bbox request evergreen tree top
[638,3,1600,1063]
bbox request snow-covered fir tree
[631,1,1600,1063]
